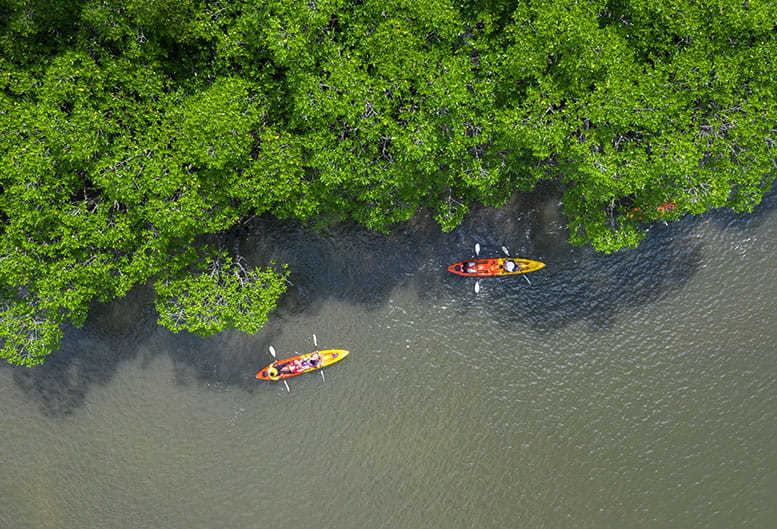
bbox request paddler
[307,352,322,368]
[267,362,280,380]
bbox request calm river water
[2,188,776,529]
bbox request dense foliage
[1,0,775,365]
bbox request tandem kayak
[447,258,545,277]
[255,349,350,381]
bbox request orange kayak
[447,258,545,277]
[255,349,349,381]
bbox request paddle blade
[523,275,532,285]
[501,246,510,256]
[269,345,277,358]
[313,334,318,347]
[474,280,480,294]
[474,243,481,256]
[320,370,325,382]
[283,380,290,392]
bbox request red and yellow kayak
[447,258,545,277]
[255,349,350,381]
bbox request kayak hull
[256,349,349,381]
[447,258,545,277]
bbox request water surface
[2,190,776,529]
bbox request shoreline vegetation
[1,0,775,366]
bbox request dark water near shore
[2,188,776,529]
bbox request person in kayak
[504,260,527,272]
[267,363,280,380]
[284,361,296,374]
[307,352,322,368]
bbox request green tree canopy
[1,0,775,365]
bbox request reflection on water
[2,186,776,529]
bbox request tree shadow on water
[158,321,284,393]
[7,286,158,417]
[6,286,287,417]
[244,215,445,317]
[7,184,775,416]
[471,183,777,334]
[491,220,705,333]
[5,216,441,416]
